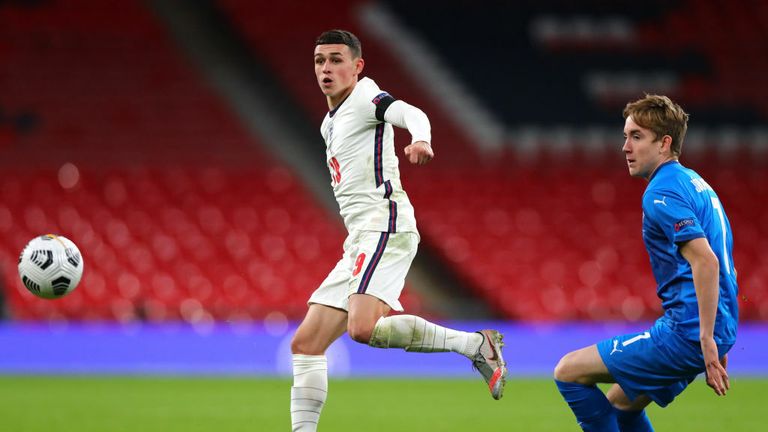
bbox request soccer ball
[18,234,84,299]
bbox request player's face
[622,116,666,179]
[314,44,364,107]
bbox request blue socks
[555,380,618,432]
[615,407,654,432]
[555,380,655,431]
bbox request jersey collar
[648,160,679,182]
[329,77,368,117]
[328,94,349,118]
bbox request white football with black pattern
[18,234,84,299]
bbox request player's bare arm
[679,237,729,396]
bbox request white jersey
[321,77,418,234]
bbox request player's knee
[347,322,374,344]
[553,352,577,382]
[290,333,317,355]
[290,334,305,354]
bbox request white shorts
[308,231,419,312]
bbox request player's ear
[660,135,673,154]
[355,57,364,75]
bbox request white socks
[290,317,483,430]
[290,354,328,432]
[368,314,483,359]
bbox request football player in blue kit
[554,94,738,431]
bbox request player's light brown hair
[623,94,689,157]
[315,29,362,59]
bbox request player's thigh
[554,344,614,385]
[597,323,707,407]
[606,383,652,411]
[307,234,358,312]
[291,304,348,355]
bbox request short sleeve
[643,189,705,244]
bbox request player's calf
[368,315,481,356]
[368,315,508,399]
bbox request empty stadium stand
[1,0,763,324]
[0,0,426,322]
[386,0,768,127]
[219,0,767,321]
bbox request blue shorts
[597,320,732,407]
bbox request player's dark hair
[623,94,689,157]
[315,29,362,58]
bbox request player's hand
[404,141,433,166]
[702,337,729,396]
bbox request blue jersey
[641,161,738,344]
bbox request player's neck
[646,156,678,181]
[326,81,357,111]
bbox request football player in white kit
[289,30,508,431]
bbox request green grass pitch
[0,376,762,431]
